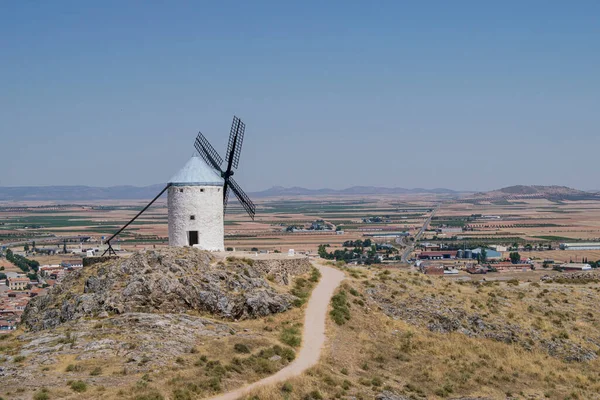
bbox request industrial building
[418,251,457,260]
[559,243,600,251]
[560,263,592,271]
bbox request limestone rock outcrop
[23,248,303,331]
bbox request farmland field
[2,194,600,264]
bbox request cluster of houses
[0,274,45,332]
[0,261,83,333]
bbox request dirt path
[207,263,345,400]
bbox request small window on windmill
[200,188,204,192]
[179,188,184,193]
[190,215,196,221]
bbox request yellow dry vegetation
[0,267,320,400]
[241,267,600,400]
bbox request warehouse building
[560,263,592,271]
[559,243,600,251]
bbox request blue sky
[1,1,599,191]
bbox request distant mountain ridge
[0,185,167,201]
[0,184,461,201]
[473,185,597,200]
[476,185,588,197]
[251,186,460,197]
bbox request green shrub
[70,380,87,393]
[133,391,164,400]
[304,390,323,400]
[172,389,192,400]
[282,382,293,392]
[13,355,25,363]
[234,343,251,354]
[280,326,302,347]
[33,389,50,400]
[90,367,102,376]
[309,267,321,283]
[330,291,351,325]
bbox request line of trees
[5,249,40,273]
[318,244,380,265]
[342,239,372,248]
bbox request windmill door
[188,231,199,246]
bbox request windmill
[102,116,255,256]
[194,115,256,220]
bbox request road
[207,263,345,400]
[401,204,439,263]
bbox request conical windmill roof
[168,156,224,187]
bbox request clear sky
[1,1,599,191]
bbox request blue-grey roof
[168,156,224,187]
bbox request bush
[13,355,25,363]
[33,389,49,400]
[309,267,321,283]
[372,376,383,386]
[70,380,87,393]
[133,392,164,400]
[306,390,323,400]
[282,382,293,392]
[66,364,82,372]
[330,291,351,325]
[280,326,301,347]
[172,389,192,400]
[90,366,102,376]
[234,343,251,354]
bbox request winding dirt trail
[207,263,345,400]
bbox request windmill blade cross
[226,116,246,170]
[195,132,224,173]
[227,176,256,220]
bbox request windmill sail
[228,177,256,220]
[195,132,224,172]
[226,116,245,170]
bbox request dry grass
[0,266,321,400]
[239,266,600,400]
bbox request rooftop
[168,156,224,187]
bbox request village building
[7,277,30,291]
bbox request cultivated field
[2,195,600,265]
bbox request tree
[24,244,29,253]
[480,248,488,263]
[509,252,521,264]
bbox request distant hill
[474,185,596,200]
[0,184,460,201]
[0,184,167,201]
[251,186,460,197]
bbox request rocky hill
[474,185,594,200]
[22,248,310,331]
[2,248,315,399]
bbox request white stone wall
[168,185,224,251]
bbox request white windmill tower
[167,156,224,250]
[102,116,256,255]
